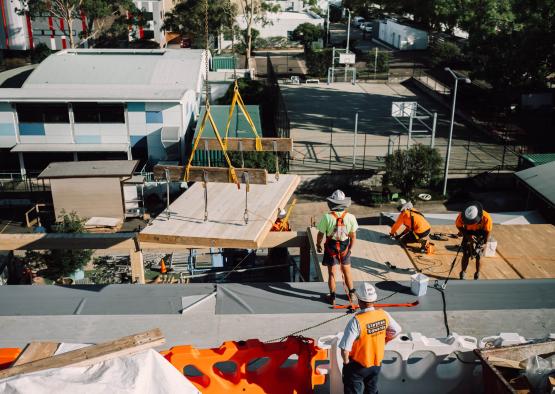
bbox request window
[146,111,163,123]
[72,103,125,123]
[17,103,69,123]
[143,30,155,40]
[143,11,154,21]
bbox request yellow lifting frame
[224,80,263,151]
[185,103,239,186]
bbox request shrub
[430,40,462,67]
[305,48,333,77]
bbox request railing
[412,69,451,95]
[0,172,50,192]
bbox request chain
[204,0,209,104]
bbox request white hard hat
[277,209,287,219]
[398,201,413,212]
[462,201,483,224]
[327,189,351,206]
[356,282,378,303]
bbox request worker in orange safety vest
[389,200,431,252]
[339,282,402,394]
[271,208,291,232]
[456,201,493,280]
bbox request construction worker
[456,201,492,280]
[339,282,402,394]
[271,208,291,232]
[389,200,431,252]
[316,190,358,305]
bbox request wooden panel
[153,165,268,184]
[12,342,59,366]
[198,137,293,152]
[0,329,165,379]
[51,177,123,221]
[0,231,307,251]
[130,249,145,284]
[404,225,521,280]
[139,174,300,248]
[309,226,416,282]
[493,224,555,278]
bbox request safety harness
[324,211,350,263]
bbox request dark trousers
[343,361,381,394]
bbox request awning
[10,143,129,153]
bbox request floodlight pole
[346,9,351,52]
[442,67,471,196]
[352,112,358,168]
[326,4,330,46]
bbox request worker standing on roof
[339,282,402,394]
[316,190,358,306]
[389,200,432,253]
[456,201,492,280]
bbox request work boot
[348,288,358,307]
[474,272,480,280]
[459,271,466,280]
[325,292,336,306]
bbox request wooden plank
[153,165,268,184]
[12,342,59,366]
[404,225,521,280]
[309,226,416,283]
[139,174,300,249]
[130,249,145,284]
[0,231,307,251]
[487,356,524,370]
[0,329,165,379]
[198,137,293,152]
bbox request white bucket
[411,273,429,297]
[483,236,497,257]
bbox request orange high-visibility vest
[350,309,389,368]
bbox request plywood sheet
[404,225,521,280]
[139,174,300,248]
[309,225,416,282]
[493,224,555,278]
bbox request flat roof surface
[521,153,555,167]
[516,161,555,206]
[0,49,206,101]
[38,160,138,179]
[11,143,129,153]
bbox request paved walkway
[281,82,518,174]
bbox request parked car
[359,22,371,31]
[364,24,373,33]
[352,16,365,27]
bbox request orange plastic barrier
[0,348,21,370]
[161,336,327,394]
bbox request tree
[383,144,442,197]
[25,211,93,280]
[236,0,279,67]
[366,49,390,73]
[305,48,333,77]
[19,0,139,48]
[429,40,461,67]
[163,0,236,49]
[291,23,323,50]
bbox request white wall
[379,20,428,50]
[0,103,17,148]
[235,12,324,39]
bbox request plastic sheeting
[0,348,200,394]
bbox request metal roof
[521,153,555,167]
[11,143,129,153]
[515,161,555,206]
[0,49,208,102]
[38,160,139,179]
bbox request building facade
[0,49,208,175]
[377,19,428,50]
[0,0,170,50]
[234,11,324,40]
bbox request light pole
[442,67,471,196]
[346,9,351,52]
[326,4,330,46]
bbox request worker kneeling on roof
[389,200,432,253]
[456,201,492,280]
[339,282,402,394]
[316,190,358,306]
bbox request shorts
[322,239,351,266]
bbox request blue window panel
[0,123,15,136]
[127,102,145,112]
[19,123,45,136]
[130,135,146,147]
[75,135,101,143]
[146,111,163,124]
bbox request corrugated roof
[0,49,207,102]
[38,160,138,178]
[521,153,555,167]
[515,161,555,206]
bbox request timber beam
[0,231,308,251]
[198,137,293,152]
[153,165,268,184]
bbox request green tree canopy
[291,23,323,49]
[383,145,442,197]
